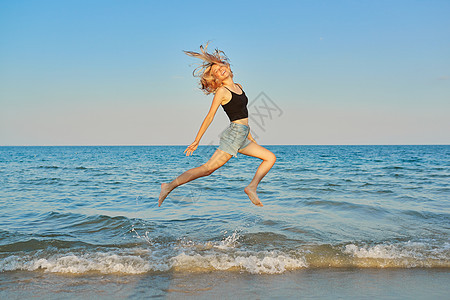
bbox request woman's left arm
[184,88,226,156]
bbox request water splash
[130,224,153,246]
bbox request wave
[36,165,60,169]
[1,238,448,275]
[341,242,450,268]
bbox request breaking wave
[1,237,448,275]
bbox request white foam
[172,250,308,274]
[0,248,307,275]
[0,251,169,274]
[344,241,445,259]
[343,241,450,268]
[344,244,405,259]
[1,240,448,274]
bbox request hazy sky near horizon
[1,0,449,146]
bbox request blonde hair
[184,42,233,95]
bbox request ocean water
[1,145,449,298]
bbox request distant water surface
[0,145,449,298]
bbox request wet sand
[1,269,449,299]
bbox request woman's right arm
[184,88,226,156]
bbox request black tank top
[221,85,249,122]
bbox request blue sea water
[0,145,449,297]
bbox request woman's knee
[202,164,217,176]
[261,150,276,163]
[268,152,276,164]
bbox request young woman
[158,43,276,207]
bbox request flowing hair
[184,42,233,95]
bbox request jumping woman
[158,42,276,207]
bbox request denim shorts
[218,122,252,157]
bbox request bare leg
[159,149,232,207]
[238,142,276,206]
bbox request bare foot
[244,186,263,207]
[159,183,172,207]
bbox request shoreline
[1,268,449,299]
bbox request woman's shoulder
[214,86,233,106]
[216,85,228,92]
[215,86,230,96]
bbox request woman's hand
[184,140,199,156]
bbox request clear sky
[1,0,449,146]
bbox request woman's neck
[222,77,234,87]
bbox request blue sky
[1,0,449,145]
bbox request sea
[0,145,449,299]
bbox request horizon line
[1,144,449,147]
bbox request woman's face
[211,63,231,80]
